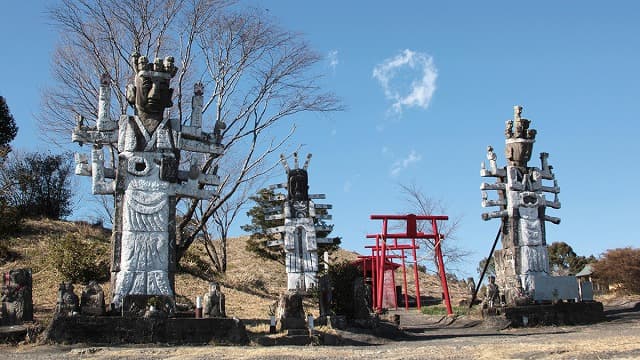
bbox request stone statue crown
[505,105,537,142]
[131,52,178,78]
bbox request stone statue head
[504,105,536,168]
[126,53,177,130]
[288,169,309,202]
[505,140,533,167]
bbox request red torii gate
[365,214,453,315]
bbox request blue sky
[2,1,639,278]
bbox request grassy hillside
[0,219,469,324]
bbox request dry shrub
[178,247,216,281]
[45,233,110,283]
[224,271,268,294]
[593,247,640,294]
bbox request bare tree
[42,0,341,261]
[196,151,262,273]
[398,182,468,275]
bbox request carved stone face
[127,70,173,128]
[288,169,309,202]
[505,141,533,167]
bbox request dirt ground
[2,299,640,360]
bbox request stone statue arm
[481,209,508,221]
[480,145,506,177]
[91,147,115,195]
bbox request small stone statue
[56,282,79,316]
[275,290,305,330]
[484,276,500,308]
[80,280,105,316]
[466,277,477,297]
[203,282,226,318]
[1,268,33,325]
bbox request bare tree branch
[398,182,469,275]
[42,1,342,266]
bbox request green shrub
[328,261,362,317]
[47,233,109,283]
[178,248,216,281]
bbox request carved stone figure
[203,282,226,318]
[80,281,105,316]
[265,153,335,292]
[72,53,223,311]
[484,275,500,308]
[275,290,306,330]
[466,277,476,297]
[481,106,577,305]
[1,268,33,325]
[56,282,79,316]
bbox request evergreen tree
[241,188,285,262]
[3,152,73,219]
[548,241,594,275]
[0,96,18,156]
[241,187,341,261]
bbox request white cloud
[390,150,422,177]
[328,50,339,71]
[372,49,437,114]
[343,180,352,193]
[344,174,360,192]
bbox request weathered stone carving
[275,290,306,331]
[483,275,501,308]
[80,280,105,316]
[56,282,79,316]
[481,106,577,305]
[466,277,476,297]
[1,268,33,325]
[203,282,226,318]
[72,53,223,311]
[265,153,335,292]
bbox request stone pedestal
[42,315,248,344]
[275,291,306,332]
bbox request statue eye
[135,161,146,171]
[141,78,152,89]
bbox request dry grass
[1,219,470,324]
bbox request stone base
[483,301,604,328]
[275,291,306,331]
[42,314,248,344]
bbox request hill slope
[0,219,468,322]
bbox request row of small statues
[55,280,225,318]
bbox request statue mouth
[146,99,162,107]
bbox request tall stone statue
[72,53,223,311]
[480,106,577,306]
[265,153,335,292]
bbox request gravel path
[3,303,640,360]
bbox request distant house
[575,264,609,294]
